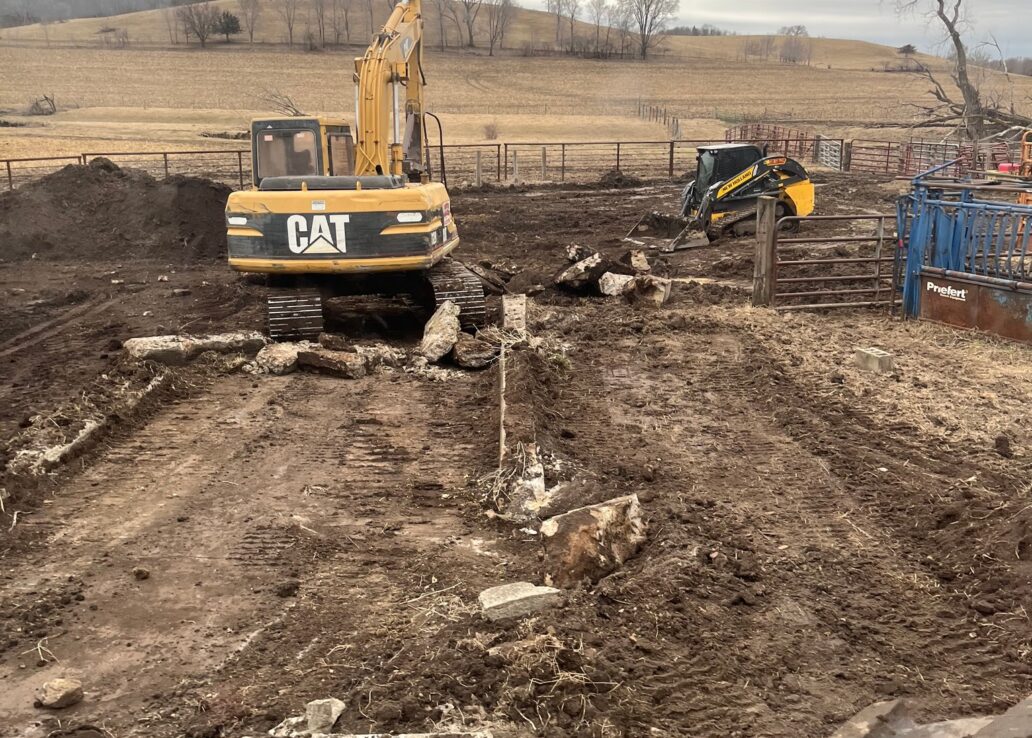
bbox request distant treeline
[666,24,732,37]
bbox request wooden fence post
[752,196,779,307]
[475,149,483,187]
[541,146,547,180]
[561,143,566,182]
[236,151,245,189]
[668,141,675,178]
[616,142,621,170]
[513,150,519,183]
[163,153,170,178]
[5,160,12,190]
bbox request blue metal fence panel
[897,163,1032,317]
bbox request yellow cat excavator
[225,0,484,340]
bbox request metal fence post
[503,143,508,180]
[496,144,501,181]
[752,196,779,307]
[475,150,482,187]
[668,141,675,178]
[5,161,12,190]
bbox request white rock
[34,677,83,709]
[479,582,562,621]
[255,342,310,375]
[419,300,461,362]
[554,253,608,290]
[306,697,346,733]
[621,249,651,273]
[123,331,267,365]
[598,272,635,296]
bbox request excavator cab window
[256,130,320,181]
[327,132,355,176]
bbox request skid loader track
[427,258,487,328]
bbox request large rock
[123,331,266,365]
[554,253,612,291]
[306,697,346,733]
[972,696,1032,737]
[829,699,914,738]
[34,678,84,709]
[598,272,635,297]
[479,582,562,621]
[452,334,497,369]
[620,249,651,273]
[630,275,673,306]
[539,494,647,587]
[353,343,406,370]
[297,347,368,379]
[255,342,311,375]
[502,294,528,338]
[420,300,462,362]
[565,244,597,262]
[318,332,349,351]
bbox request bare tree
[608,0,632,57]
[588,0,606,55]
[429,0,449,49]
[563,0,579,53]
[626,0,676,59]
[483,0,515,55]
[258,87,306,116]
[310,0,327,45]
[896,0,984,139]
[330,0,351,44]
[237,0,262,43]
[276,0,302,47]
[546,0,562,46]
[457,0,482,46]
[176,2,220,48]
[163,6,180,44]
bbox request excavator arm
[354,0,426,179]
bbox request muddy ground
[4,172,1032,738]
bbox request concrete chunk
[420,300,462,362]
[901,718,994,738]
[973,696,1032,737]
[620,249,651,273]
[630,275,672,306]
[479,581,562,621]
[855,347,894,374]
[255,342,311,375]
[123,331,267,365]
[598,272,635,297]
[306,697,346,734]
[452,334,497,369]
[34,677,84,709]
[565,244,597,262]
[554,253,611,290]
[297,348,369,379]
[830,699,915,738]
[539,494,647,587]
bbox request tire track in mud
[0,369,503,737]
[543,308,1032,736]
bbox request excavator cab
[250,117,355,186]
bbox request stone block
[855,348,894,374]
[297,348,369,379]
[598,272,635,297]
[452,334,497,369]
[829,699,915,738]
[34,678,84,709]
[306,697,346,734]
[420,300,461,362]
[973,696,1032,738]
[479,582,562,621]
[502,294,528,336]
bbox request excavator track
[267,291,324,342]
[427,259,487,329]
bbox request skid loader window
[256,130,319,180]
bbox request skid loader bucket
[625,211,688,240]
[667,224,712,251]
[624,211,712,252]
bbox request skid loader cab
[681,144,766,216]
[250,117,356,187]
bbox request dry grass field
[1,2,1030,161]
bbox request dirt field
[3,167,1032,737]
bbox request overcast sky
[661,0,1031,56]
[530,0,1030,57]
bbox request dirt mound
[0,158,231,262]
[599,168,643,188]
